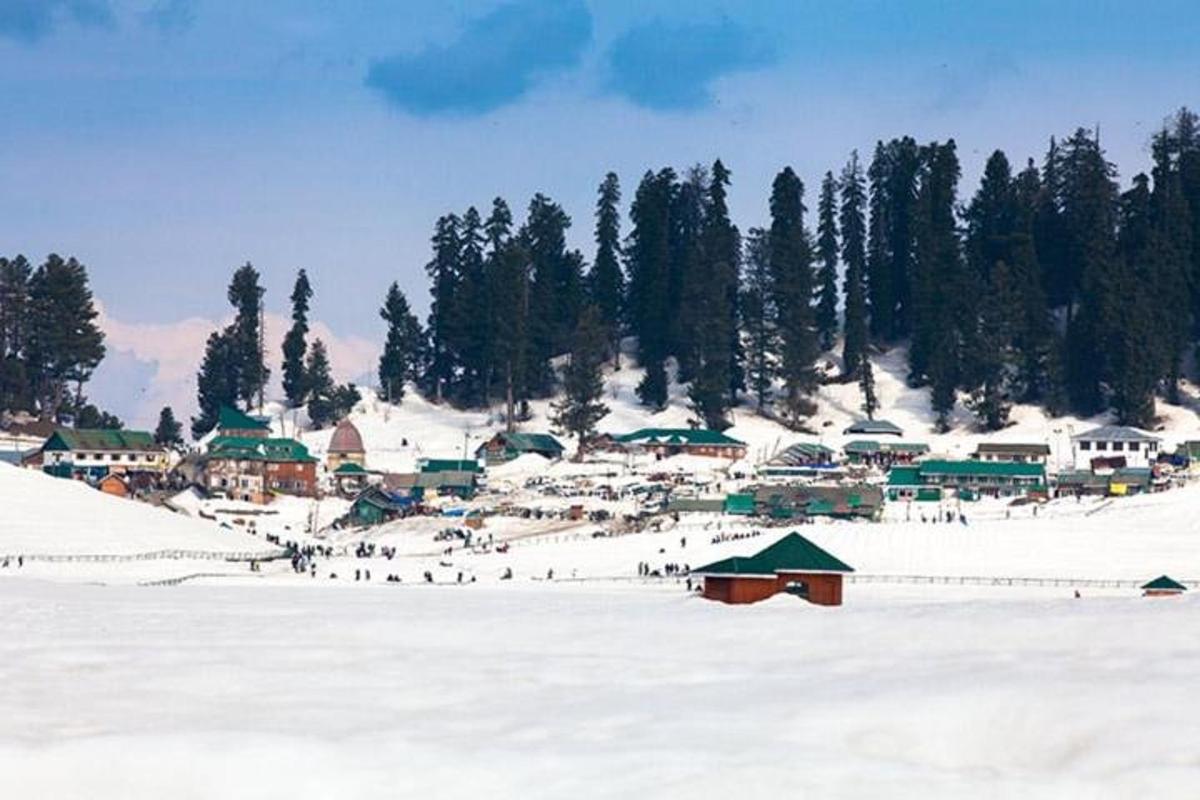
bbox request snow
[0,578,1196,798]
[6,344,1200,795]
[0,463,277,559]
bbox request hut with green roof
[1141,575,1188,597]
[692,532,855,606]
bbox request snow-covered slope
[285,342,1200,475]
[0,464,276,558]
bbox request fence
[1,549,281,564]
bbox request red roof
[328,419,365,454]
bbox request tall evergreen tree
[815,171,840,351]
[741,228,777,413]
[226,262,268,410]
[154,406,183,448]
[551,306,610,456]
[689,160,741,429]
[858,350,878,420]
[840,153,869,382]
[522,194,580,396]
[769,166,818,426]
[0,255,33,413]
[590,172,624,365]
[25,254,106,421]
[424,214,462,402]
[192,330,239,439]
[305,338,336,428]
[378,282,424,404]
[627,170,674,409]
[281,269,312,408]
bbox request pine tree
[192,330,239,439]
[840,153,869,382]
[226,262,268,410]
[522,194,580,396]
[378,282,424,404]
[671,167,706,380]
[688,160,740,429]
[424,214,462,402]
[769,166,818,426]
[627,170,673,409]
[25,254,106,420]
[305,338,336,428]
[154,406,183,448]
[281,269,312,408]
[0,255,33,413]
[455,206,490,406]
[858,350,878,420]
[815,171,840,351]
[72,403,122,430]
[741,228,777,412]
[590,172,624,365]
[551,306,610,456]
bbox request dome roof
[328,419,365,454]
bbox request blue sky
[1,0,1198,423]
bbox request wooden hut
[1141,575,1187,597]
[692,533,854,606]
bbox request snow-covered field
[0,578,1196,799]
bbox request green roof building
[41,428,168,480]
[475,431,565,465]
[217,406,271,437]
[610,427,747,458]
[1142,575,1188,596]
[693,533,855,606]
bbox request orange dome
[328,419,365,454]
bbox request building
[759,442,836,476]
[346,485,412,527]
[972,442,1051,464]
[843,440,930,467]
[1141,575,1187,597]
[40,428,169,482]
[0,417,55,463]
[216,406,271,439]
[332,461,372,495]
[1071,425,1161,470]
[608,428,747,459]
[750,483,884,520]
[203,436,318,503]
[97,473,131,498]
[326,418,366,473]
[693,533,855,606]
[887,460,1046,500]
[419,458,482,474]
[382,469,479,500]
[475,431,565,465]
[843,419,903,437]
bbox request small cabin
[692,533,855,606]
[1141,575,1187,597]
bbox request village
[3,376,1196,606]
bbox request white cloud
[91,303,379,430]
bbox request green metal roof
[208,435,316,463]
[484,432,564,454]
[44,428,157,452]
[218,406,270,431]
[334,462,368,474]
[887,466,923,486]
[695,532,854,576]
[1141,575,1187,591]
[614,428,746,447]
[843,419,903,436]
[845,440,930,454]
[919,459,1045,478]
[724,493,756,514]
[420,458,482,474]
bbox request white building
[1071,425,1161,470]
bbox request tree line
[384,107,1200,436]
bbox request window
[1080,441,1092,451]
[1149,442,1158,452]
[1128,442,1139,451]
[1112,442,1124,452]
[128,454,136,461]
[1096,442,1108,451]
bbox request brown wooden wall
[702,572,845,606]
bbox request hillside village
[4,350,1200,605]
